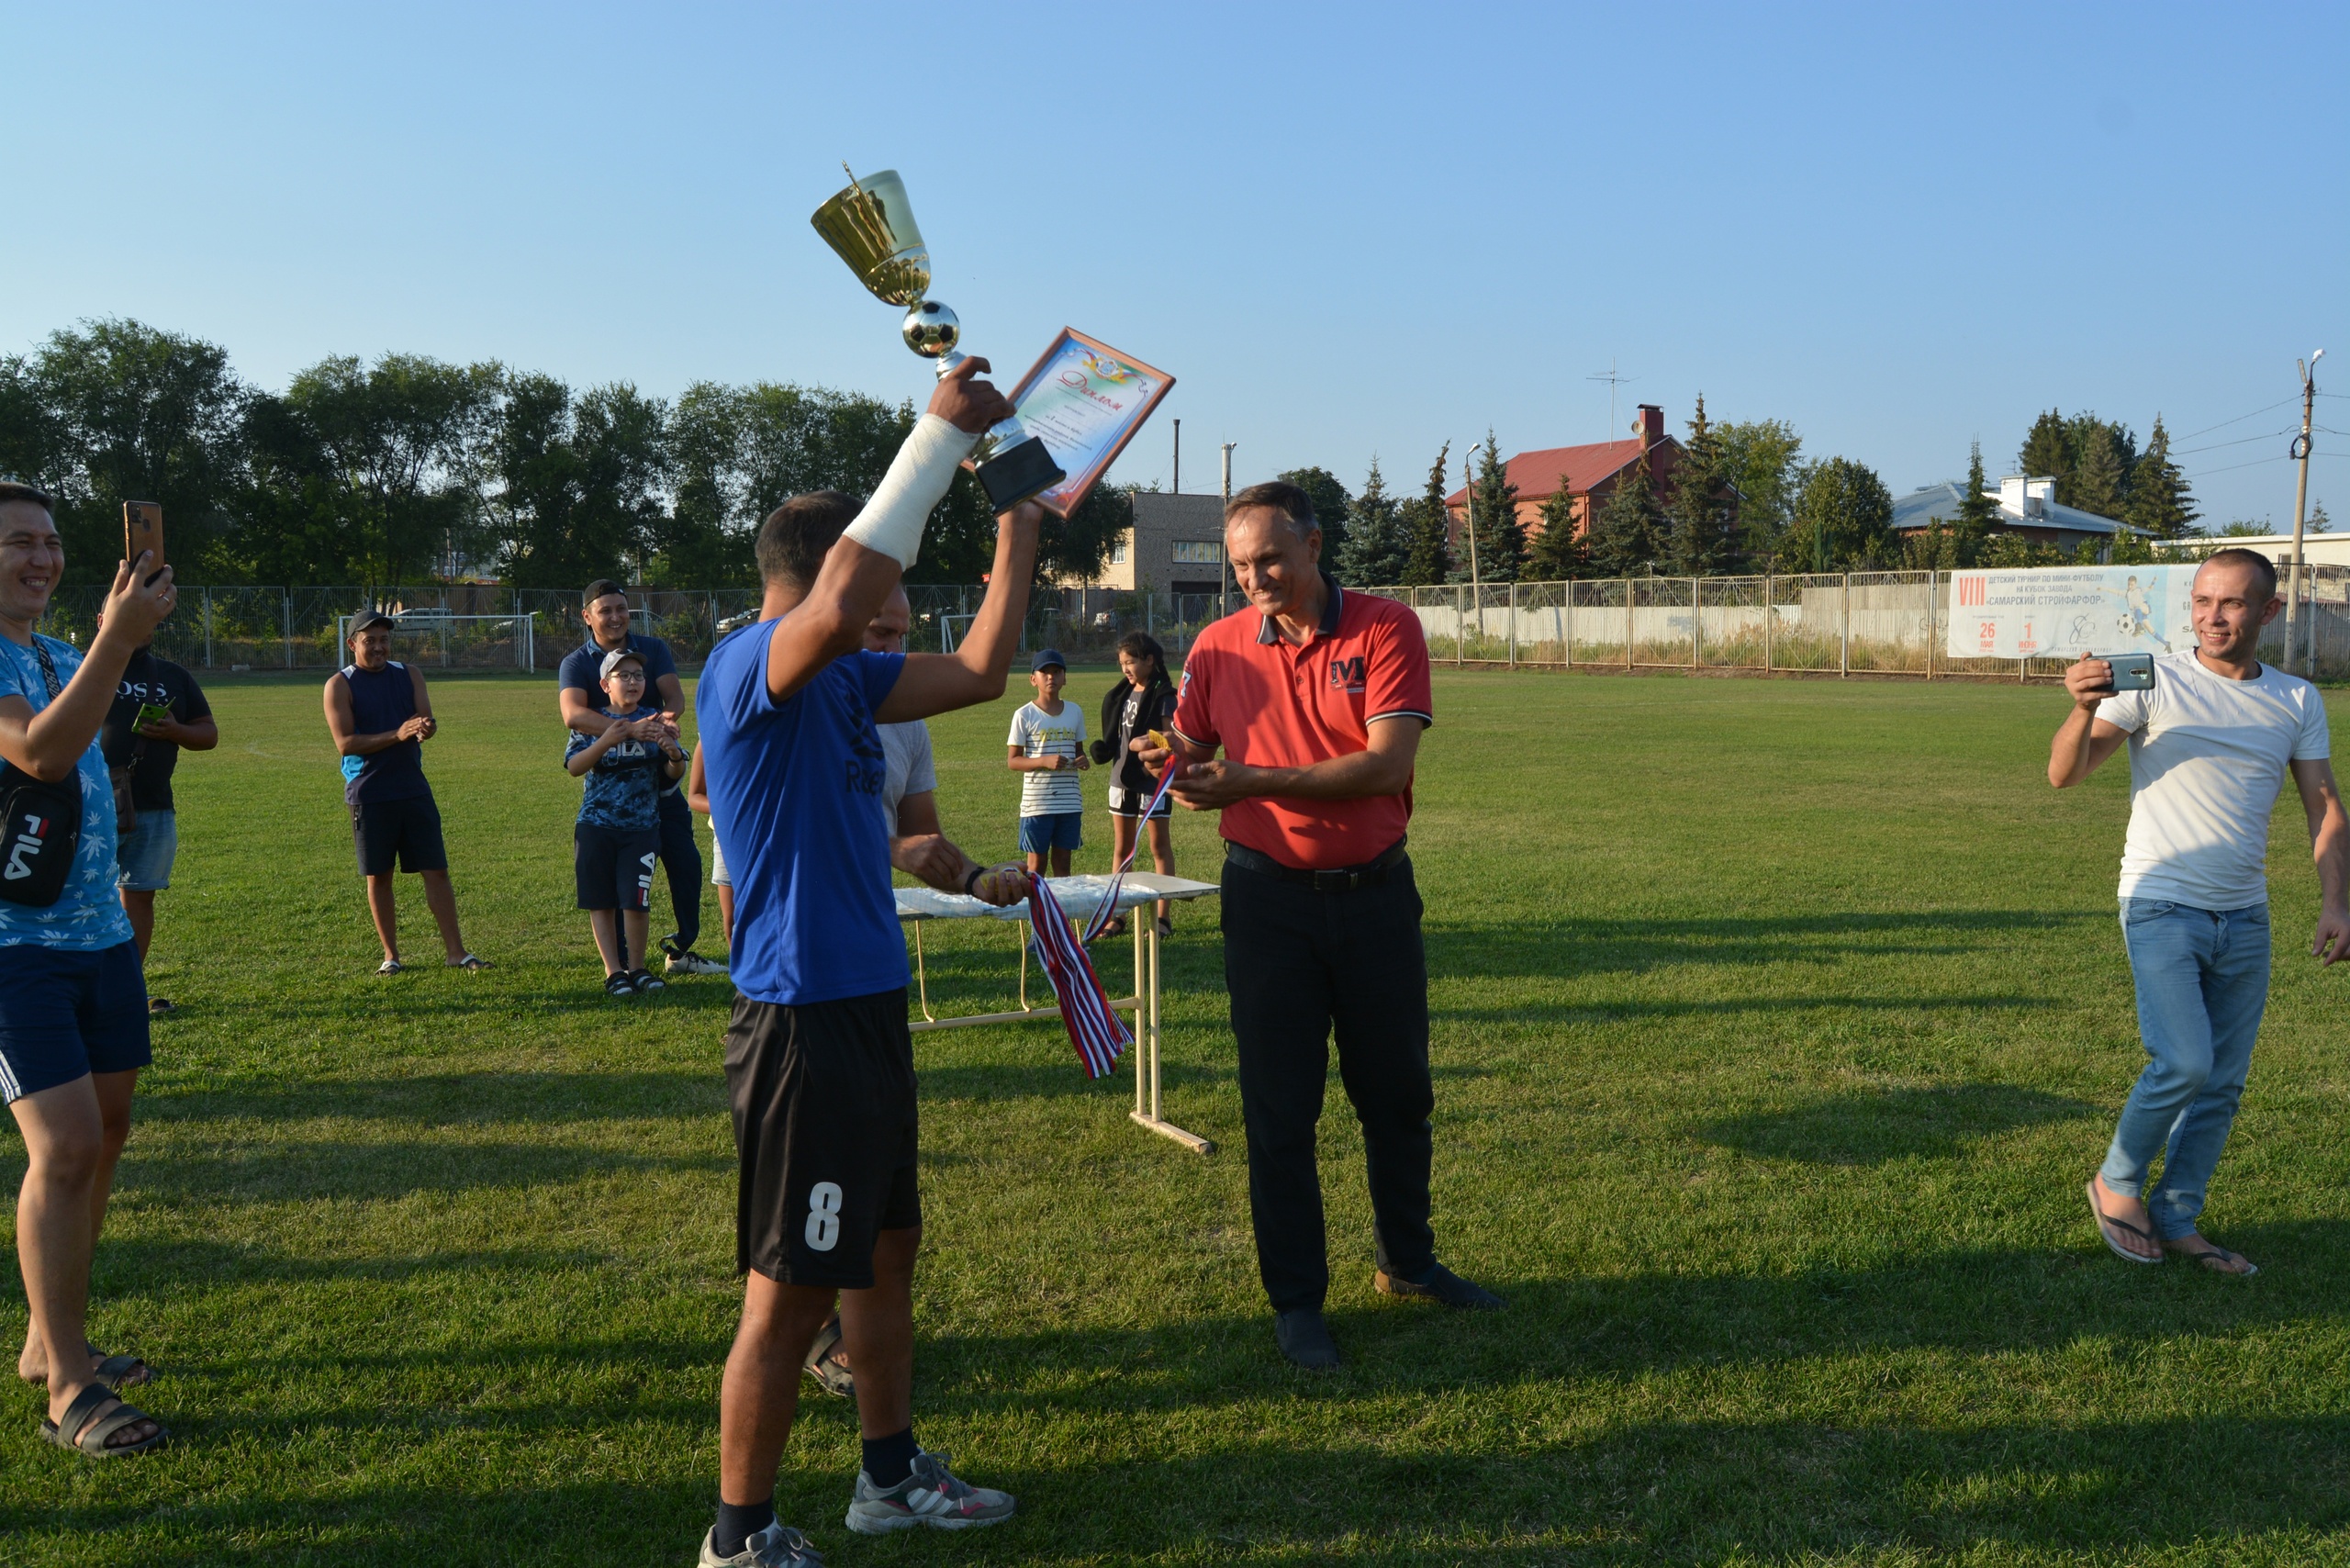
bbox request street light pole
[2287,349,2323,674]
[1220,442,1237,619]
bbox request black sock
[712,1497,775,1557]
[862,1428,920,1488]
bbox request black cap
[350,609,395,634]
[1031,647,1067,672]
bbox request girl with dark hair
[1089,630,1180,937]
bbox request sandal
[604,972,636,998]
[1093,915,1129,942]
[375,958,404,975]
[2085,1180,2162,1265]
[1155,915,1173,938]
[40,1382,168,1457]
[2165,1239,2259,1276]
[91,1348,151,1391]
[447,953,490,970]
[802,1315,856,1398]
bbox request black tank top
[339,662,429,804]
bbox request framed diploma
[991,329,1175,518]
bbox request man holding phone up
[2053,548,2349,1275]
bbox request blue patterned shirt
[0,634,134,950]
[565,704,668,831]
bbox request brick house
[1445,404,1683,551]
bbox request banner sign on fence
[1946,566,2196,661]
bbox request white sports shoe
[666,950,730,975]
[845,1450,1015,1534]
[698,1521,824,1565]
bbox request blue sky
[5,2,2344,529]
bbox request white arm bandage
[842,413,979,570]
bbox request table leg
[1128,914,1214,1154]
[913,919,934,1022]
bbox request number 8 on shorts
[805,1181,844,1251]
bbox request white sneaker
[845,1449,1014,1533]
[698,1521,824,1565]
[666,950,729,975]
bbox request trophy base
[975,435,1066,512]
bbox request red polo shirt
[1170,575,1433,870]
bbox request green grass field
[5,666,2349,1566]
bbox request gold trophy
[811,167,1066,510]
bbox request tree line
[1285,401,2210,588]
[1,319,1129,588]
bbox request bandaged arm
[842,414,980,569]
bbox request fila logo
[1328,655,1367,692]
[4,812,50,881]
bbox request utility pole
[2286,350,2324,674]
[1171,418,1180,494]
[1462,442,1481,638]
[1220,442,1237,618]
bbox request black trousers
[1222,853,1437,1313]
[656,788,703,952]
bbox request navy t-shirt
[698,622,906,1007]
[565,703,666,831]
[559,633,678,700]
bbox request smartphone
[132,701,172,730]
[123,501,165,584]
[2103,653,2155,692]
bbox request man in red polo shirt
[1140,479,1502,1370]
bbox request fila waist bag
[0,766,81,906]
[0,637,84,907]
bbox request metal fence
[28,583,1245,673]
[1363,569,2350,683]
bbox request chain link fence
[1366,568,2350,683]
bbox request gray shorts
[711,827,730,887]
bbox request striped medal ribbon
[1026,876,1132,1079]
[1077,758,1183,946]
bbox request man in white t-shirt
[2052,548,2348,1275]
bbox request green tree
[1791,456,1895,570]
[2108,526,2156,565]
[491,375,671,588]
[2018,409,2071,490]
[285,353,502,585]
[1456,431,1524,582]
[28,319,251,581]
[2311,498,2333,534]
[1585,454,1664,577]
[2071,422,2129,519]
[1956,439,1998,557]
[2125,415,2199,539]
[1042,481,1131,586]
[1663,394,1740,575]
[1276,465,1352,564]
[1524,480,1587,579]
[1714,417,1803,563]
[1335,457,1410,586]
[656,380,753,586]
[1399,443,1453,586]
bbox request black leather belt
[1225,837,1407,891]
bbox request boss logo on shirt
[1328,655,1367,694]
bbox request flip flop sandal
[2085,1180,2163,1264]
[2168,1241,2260,1276]
[90,1348,151,1391]
[1092,916,1129,942]
[801,1316,856,1398]
[40,1383,168,1458]
[448,953,491,970]
[375,959,404,976]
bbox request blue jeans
[2098,898,2271,1239]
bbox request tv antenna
[1587,358,1637,438]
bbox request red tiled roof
[1445,438,1651,507]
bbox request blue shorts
[0,942,151,1103]
[116,808,177,891]
[1019,812,1085,855]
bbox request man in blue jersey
[0,481,175,1457]
[695,362,1040,1566]
[323,611,487,974]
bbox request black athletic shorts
[724,987,920,1287]
[351,793,447,877]
[574,823,658,912]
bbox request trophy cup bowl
[811,169,1064,511]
